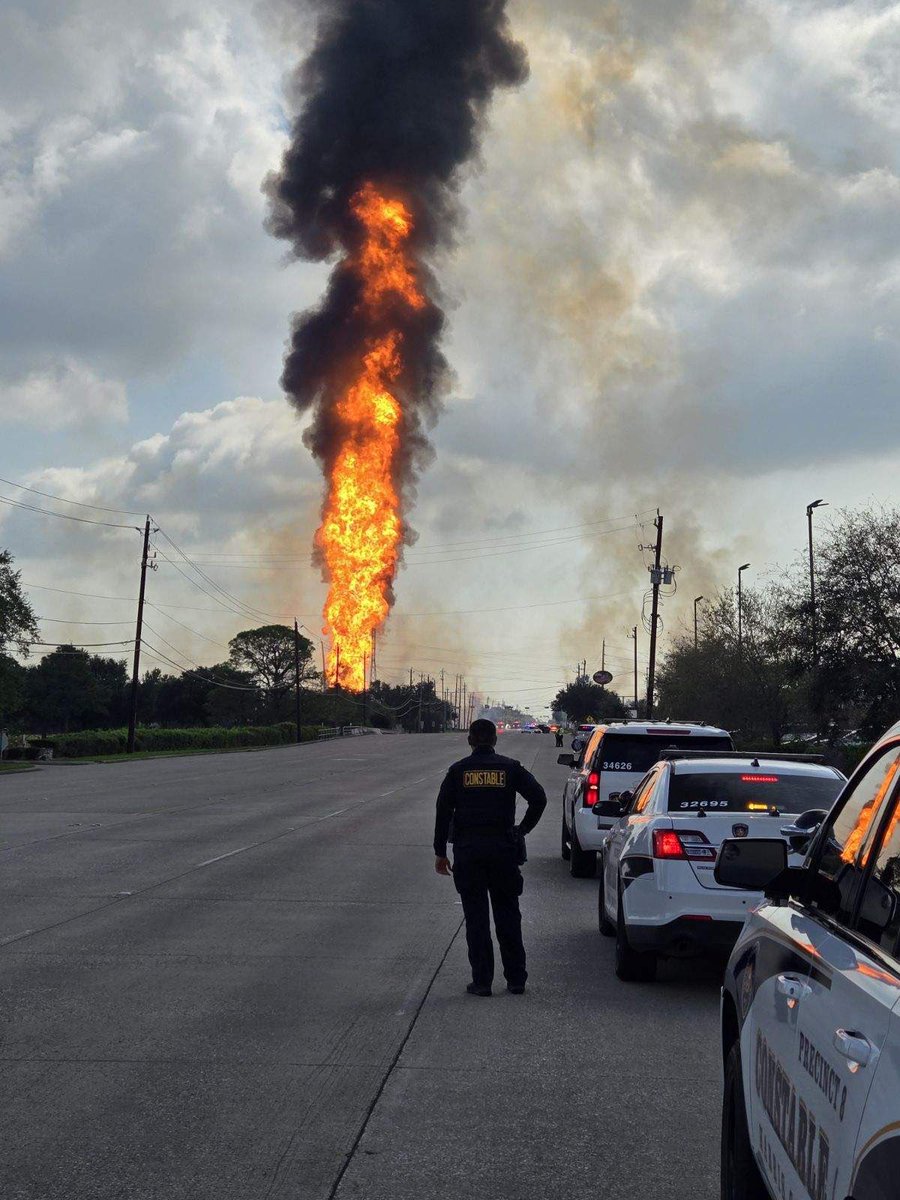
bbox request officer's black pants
[453,840,526,988]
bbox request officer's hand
[434,856,453,876]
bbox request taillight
[652,829,715,860]
[584,771,599,807]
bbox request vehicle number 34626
[602,761,633,771]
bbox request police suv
[558,721,733,877]
[596,753,845,983]
[717,720,900,1200]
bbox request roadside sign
[592,670,613,686]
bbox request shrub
[40,723,320,758]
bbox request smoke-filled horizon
[265,0,528,689]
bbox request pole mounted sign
[592,670,613,686]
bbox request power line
[28,639,135,648]
[153,528,277,622]
[141,642,260,692]
[0,495,138,530]
[0,475,145,517]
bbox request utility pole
[127,515,153,754]
[362,652,368,725]
[461,681,467,732]
[370,628,377,685]
[335,644,341,690]
[645,511,663,719]
[629,625,638,715]
[440,668,445,732]
[320,641,326,691]
[416,673,423,733]
[293,619,303,744]
[694,596,704,651]
[601,640,605,672]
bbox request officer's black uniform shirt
[433,745,547,857]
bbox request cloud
[2,358,128,430]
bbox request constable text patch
[463,769,507,787]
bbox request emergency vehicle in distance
[596,753,846,981]
[717,717,900,1200]
[558,721,733,878]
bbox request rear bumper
[628,917,745,957]
[574,806,613,850]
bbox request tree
[203,663,259,726]
[805,505,900,737]
[551,681,627,725]
[0,653,25,730]
[656,589,805,745]
[0,549,38,655]
[22,647,127,734]
[229,625,315,720]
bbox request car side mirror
[714,838,788,891]
[594,800,623,819]
[571,738,585,753]
[557,753,574,767]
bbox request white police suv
[718,720,900,1200]
[559,721,733,878]
[597,753,846,983]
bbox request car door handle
[833,1029,873,1069]
[776,974,811,1004]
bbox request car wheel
[721,1042,769,1200]
[598,867,615,936]
[614,886,656,981]
[569,819,597,878]
[561,812,571,861]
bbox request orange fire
[317,183,424,691]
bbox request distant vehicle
[597,754,846,981]
[718,718,900,1200]
[558,722,733,878]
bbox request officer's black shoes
[506,983,526,995]
[466,983,492,997]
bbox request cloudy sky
[1,0,898,716]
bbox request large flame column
[318,184,424,691]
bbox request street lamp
[737,564,750,651]
[806,499,828,664]
[693,596,704,650]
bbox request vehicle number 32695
[602,761,633,771]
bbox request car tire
[598,869,615,937]
[721,1042,769,1200]
[614,886,656,982]
[569,818,597,878]
[561,813,571,861]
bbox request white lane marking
[192,768,442,868]
[196,846,254,867]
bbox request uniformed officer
[433,719,547,996]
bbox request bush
[41,723,320,758]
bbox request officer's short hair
[468,718,497,747]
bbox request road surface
[1,733,722,1199]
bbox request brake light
[742,775,779,783]
[652,829,715,860]
[653,830,685,859]
[585,771,599,807]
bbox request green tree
[22,647,127,733]
[0,549,38,655]
[551,681,627,725]
[229,624,315,720]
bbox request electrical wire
[0,495,138,530]
[0,475,145,517]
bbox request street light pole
[737,563,750,653]
[693,596,704,650]
[806,499,827,664]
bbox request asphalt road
[1,732,723,1199]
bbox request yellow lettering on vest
[463,769,507,787]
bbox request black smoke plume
[265,0,528,514]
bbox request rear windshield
[667,771,843,815]
[595,734,733,774]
